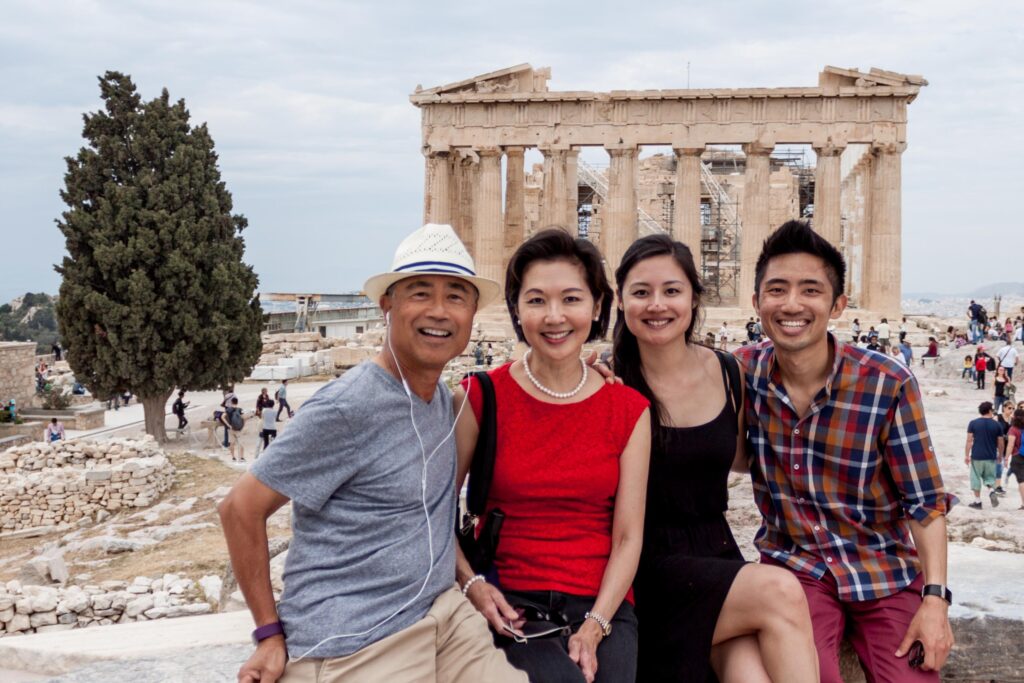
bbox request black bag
[987,356,997,372]
[456,372,505,574]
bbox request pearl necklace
[523,349,588,399]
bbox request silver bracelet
[461,574,486,596]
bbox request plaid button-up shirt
[735,335,956,602]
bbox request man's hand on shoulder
[238,635,287,683]
[895,596,953,672]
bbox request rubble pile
[0,438,174,531]
[0,573,221,637]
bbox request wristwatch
[583,611,612,637]
[921,584,953,605]
[252,621,285,645]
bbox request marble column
[565,149,580,233]
[672,146,705,251]
[604,146,639,274]
[473,148,504,289]
[424,150,452,225]
[738,143,774,311]
[864,142,905,317]
[452,151,478,252]
[503,146,526,270]
[540,147,569,230]
[813,142,845,247]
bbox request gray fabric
[250,362,457,659]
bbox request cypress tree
[55,72,262,442]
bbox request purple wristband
[252,621,285,645]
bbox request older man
[219,224,527,683]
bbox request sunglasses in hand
[502,605,574,644]
[908,640,925,669]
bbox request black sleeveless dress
[634,351,747,683]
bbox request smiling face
[620,254,696,348]
[753,252,847,357]
[380,275,477,371]
[516,259,599,363]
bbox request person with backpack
[997,343,1019,380]
[220,396,245,461]
[275,380,294,421]
[172,390,190,431]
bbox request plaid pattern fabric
[735,334,957,602]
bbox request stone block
[0,606,13,622]
[125,595,154,617]
[29,610,57,627]
[6,612,30,632]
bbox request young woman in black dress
[613,235,818,682]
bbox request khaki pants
[279,586,527,683]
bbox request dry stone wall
[0,573,220,637]
[0,437,174,531]
[0,341,36,411]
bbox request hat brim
[364,271,503,309]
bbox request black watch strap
[921,584,952,605]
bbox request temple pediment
[820,66,928,88]
[414,63,550,96]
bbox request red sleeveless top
[464,363,648,601]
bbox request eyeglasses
[502,605,573,643]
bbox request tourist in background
[1004,409,1024,509]
[922,337,940,364]
[455,229,650,683]
[994,367,1009,412]
[220,397,245,462]
[851,318,861,344]
[965,401,1003,509]
[614,234,817,683]
[997,342,1018,380]
[995,401,1013,497]
[718,321,729,350]
[44,417,65,442]
[259,398,277,453]
[255,387,271,417]
[275,379,293,421]
[963,355,975,381]
[172,391,189,431]
[975,348,991,390]
[737,221,954,680]
[877,317,891,351]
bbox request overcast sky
[1,0,1021,304]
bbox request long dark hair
[613,234,704,448]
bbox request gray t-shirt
[250,362,456,658]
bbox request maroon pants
[765,557,938,683]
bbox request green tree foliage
[55,72,262,441]
[0,292,60,353]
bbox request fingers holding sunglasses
[467,581,523,635]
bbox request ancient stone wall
[0,573,219,637]
[0,438,174,531]
[0,342,36,412]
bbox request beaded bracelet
[461,574,486,596]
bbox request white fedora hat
[363,223,502,307]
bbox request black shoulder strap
[465,371,497,516]
[715,350,742,414]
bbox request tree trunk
[141,390,173,443]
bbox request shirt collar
[765,332,845,402]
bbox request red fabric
[462,363,648,602]
[975,356,987,372]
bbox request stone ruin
[0,573,220,637]
[0,437,175,532]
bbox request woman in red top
[455,228,651,683]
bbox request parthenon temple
[411,64,927,316]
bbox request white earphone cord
[292,320,470,662]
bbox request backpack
[227,407,244,431]
[986,356,997,372]
[978,308,989,326]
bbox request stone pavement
[0,609,252,680]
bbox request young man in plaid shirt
[735,221,956,682]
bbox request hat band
[394,260,477,277]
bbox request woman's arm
[569,408,651,680]
[451,384,521,633]
[730,367,749,473]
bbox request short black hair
[979,401,993,415]
[1012,408,1024,430]
[754,220,846,302]
[505,227,613,343]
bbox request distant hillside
[968,282,1024,298]
[0,292,59,353]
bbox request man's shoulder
[842,344,913,385]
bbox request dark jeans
[176,414,188,429]
[977,370,986,389]
[260,428,277,450]
[276,398,293,420]
[496,589,637,683]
